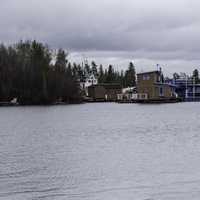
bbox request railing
[117,93,148,100]
[137,93,148,100]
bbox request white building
[80,74,98,96]
[85,74,98,88]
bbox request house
[88,84,122,101]
[84,74,98,88]
[80,73,98,96]
[137,69,177,100]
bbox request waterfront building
[137,69,177,100]
[117,87,137,101]
[169,74,200,101]
[80,73,98,96]
[88,84,122,101]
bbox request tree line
[80,61,136,87]
[0,40,136,104]
[0,41,82,104]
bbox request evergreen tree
[193,69,199,83]
[124,62,136,87]
[0,41,82,104]
[84,63,91,75]
[106,65,114,83]
[91,61,98,76]
[98,64,104,83]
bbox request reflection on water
[0,103,200,200]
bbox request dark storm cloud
[1,0,200,73]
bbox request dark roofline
[154,83,177,87]
[96,83,121,86]
[137,70,160,75]
[88,83,122,89]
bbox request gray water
[0,103,200,200]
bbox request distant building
[80,74,98,96]
[122,87,137,94]
[169,74,200,101]
[88,84,122,101]
[137,69,176,100]
[84,74,98,88]
[117,87,137,101]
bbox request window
[143,74,150,80]
[159,87,164,96]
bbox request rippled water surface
[1,103,200,200]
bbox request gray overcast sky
[1,0,200,76]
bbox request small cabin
[88,84,122,101]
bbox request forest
[0,40,136,104]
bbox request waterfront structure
[88,84,122,101]
[117,87,137,101]
[84,74,98,88]
[80,74,98,96]
[168,73,200,101]
[137,69,177,100]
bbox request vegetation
[86,61,136,87]
[0,40,136,105]
[193,69,200,83]
[0,41,81,104]
[173,69,200,84]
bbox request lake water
[0,103,200,200]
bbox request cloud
[1,0,200,74]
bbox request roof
[137,70,161,75]
[88,83,122,89]
[155,82,177,87]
